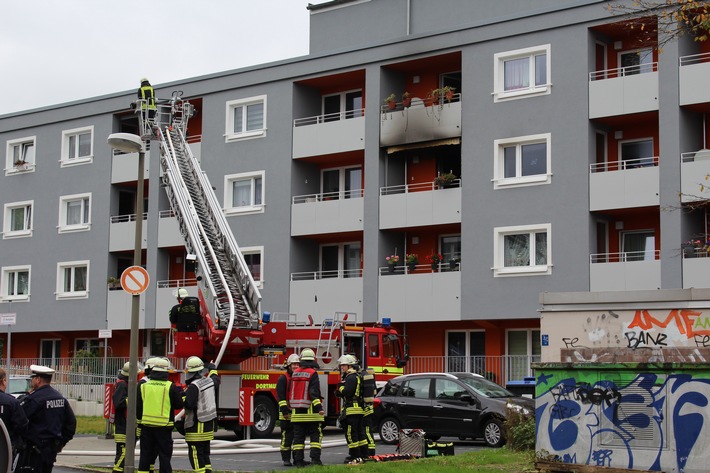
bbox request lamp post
[107,132,145,473]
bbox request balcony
[680,52,710,106]
[109,213,147,252]
[289,270,363,324]
[378,265,461,322]
[680,150,710,203]
[292,110,365,159]
[111,149,150,184]
[588,64,658,119]
[589,158,659,211]
[683,251,710,289]
[379,182,461,229]
[106,287,147,329]
[157,210,185,247]
[590,251,661,291]
[291,190,364,236]
[380,95,462,147]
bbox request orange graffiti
[628,309,709,338]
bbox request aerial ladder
[137,92,263,366]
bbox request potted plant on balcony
[449,257,460,271]
[402,92,412,108]
[429,88,441,106]
[384,93,397,110]
[385,254,400,273]
[442,85,456,102]
[426,253,443,271]
[107,276,121,290]
[406,253,418,272]
[434,172,457,189]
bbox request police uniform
[17,365,76,473]
[289,349,324,467]
[182,357,220,473]
[136,360,183,473]
[0,380,28,447]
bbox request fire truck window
[382,336,396,358]
[368,334,380,358]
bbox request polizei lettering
[46,399,65,409]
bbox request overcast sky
[0,0,323,115]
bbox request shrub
[504,405,536,452]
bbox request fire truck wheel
[251,396,277,438]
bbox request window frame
[322,89,364,120]
[5,136,36,175]
[3,200,34,239]
[74,338,100,355]
[224,171,265,216]
[493,133,551,188]
[618,137,655,169]
[493,44,551,102]
[58,192,91,233]
[225,95,267,142]
[618,47,654,76]
[493,223,552,276]
[319,241,362,278]
[60,126,94,167]
[56,260,89,299]
[1,265,31,302]
[240,245,264,288]
[321,165,363,200]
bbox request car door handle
[433,405,443,409]
[397,402,408,406]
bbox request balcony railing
[380,179,461,196]
[292,189,364,204]
[590,156,659,173]
[589,63,658,81]
[110,212,148,224]
[291,269,363,280]
[293,109,365,127]
[591,250,660,263]
[680,52,710,67]
[156,278,199,288]
[380,93,461,113]
[378,262,460,275]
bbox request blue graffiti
[592,449,613,466]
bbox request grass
[77,416,110,435]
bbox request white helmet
[286,354,300,365]
[338,354,357,366]
[300,348,316,361]
[151,358,170,372]
[185,356,204,373]
[177,288,189,299]
[120,361,131,377]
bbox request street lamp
[107,132,145,473]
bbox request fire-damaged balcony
[380,95,461,147]
[289,270,363,324]
[589,158,659,211]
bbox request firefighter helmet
[283,353,300,368]
[300,348,316,361]
[185,356,204,373]
[338,354,357,366]
[151,357,170,372]
[177,288,189,299]
[120,362,131,377]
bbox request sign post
[0,314,17,375]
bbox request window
[494,223,551,276]
[224,171,264,215]
[619,48,653,76]
[5,136,36,174]
[3,201,33,238]
[241,246,264,287]
[57,260,89,299]
[320,242,361,278]
[75,338,100,355]
[440,235,461,268]
[507,329,541,380]
[621,230,655,262]
[447,331,486,374]
[225,95,266,141]
[322,166,363,200]
[59,193,91,232]
[494,44,550,101]
[61,126,93,166]
[402,378,431,399]
[40,340,61,365]
[323,90,363,121]
[1,265,30,301]
[620,138,655,169]
[493,133,551,188]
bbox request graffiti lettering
[592,449,613,467]
[562,337,589,349]
[573,383,620,406]
[628,309,706,339]
[625,331,668,349]
[694,335,710,347]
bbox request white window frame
[493,133,551,189]
[1,265,31,302]
[58,192,91,233]
[241,246,264,289]
[224,171,265,216]
[60,125,94,167]
[493,223,552,276]
[319,241,362,278]
[5,136,36,175]
[56,260,89,299]
[493,44,551,102]
[224,95,267,142]
[3,200,34,239]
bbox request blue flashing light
[382,318,391,327]
[262,311,271,323]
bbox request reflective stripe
[369,366,404,375]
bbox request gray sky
[0,0,320,115]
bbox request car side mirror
[459,393,473,403]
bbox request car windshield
[459,375,515,398]
[9,377,30,395]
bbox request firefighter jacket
[289,360,323,422]
[138,85,156,110]
[183,369,219,442]
[337,369,364,416]
[137,372,183,428]
[110,374,129,436]
[276,370,292,421]
[20,384,76,448]
[169,297,201,332]
[359,367,376,417]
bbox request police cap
[30,364,55,380]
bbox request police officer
[169,288,201,332]
[110,362,131,473]
[182,356,220,473]
[289,348,324,467]
[17,364,76,473]
[136,358,183,473]
[276,353,300,466]
[0,367,28,448]
[336,355,366,463]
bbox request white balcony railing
[590,251,661,291]
[588,63,658,118]
[289,272,363,325]
[291,190,364,236]
[589,63,658,81]
[292,189,364,203]
[680,150,710,202]
[590,156,658,173]
[683,249,710,289]
[379,181,462,229]
[292,110,365,158]
[589,157,659,211]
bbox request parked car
[8,375,31,398]
[374,372,534,448]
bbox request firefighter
[169,288,202,332]
[336,354,366,463]
[182,356,219,473]
[110,361,131,473]
[138,78,157,125]
[358,362,377,458]
[16,364,76,473]
[276,353,300,466]
[289,348,324,467]
[136,358,183,473]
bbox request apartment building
[1,0,708,380]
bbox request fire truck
[144,93,408,437]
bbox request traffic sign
[99,329,113,339]
[121,266,150,295]
[0,314,16,326]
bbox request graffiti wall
[535,364,710,473]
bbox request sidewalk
[56,435,116,470]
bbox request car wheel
[458,435,468,441]
[483,418,505,448]
[378,417,401,445]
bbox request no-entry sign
[121,266,150,295]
